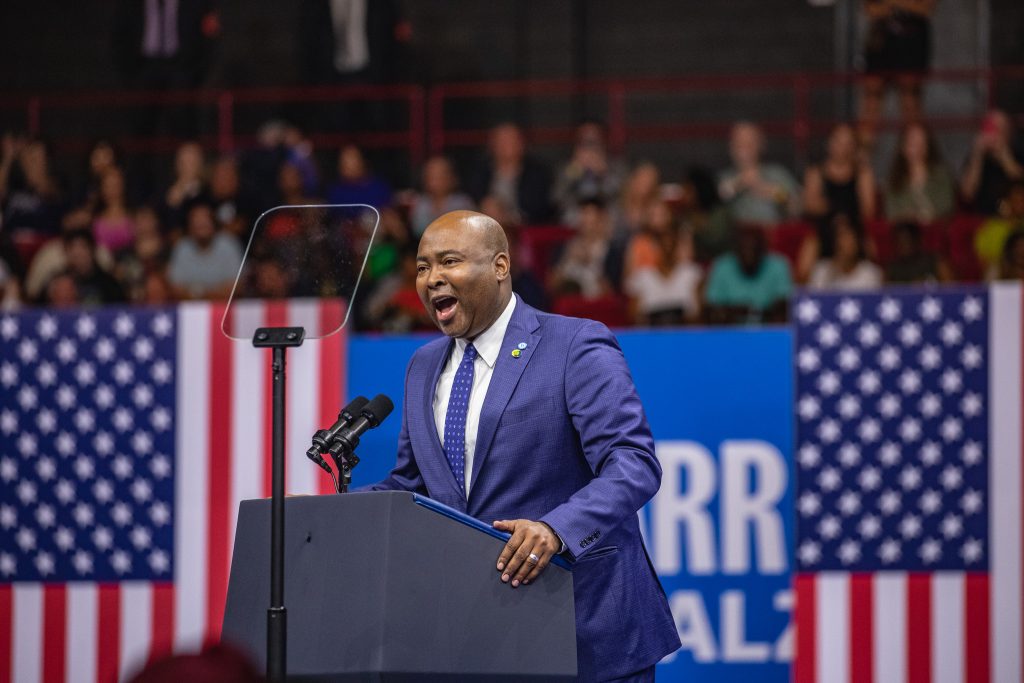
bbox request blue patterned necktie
[443,343,477,494]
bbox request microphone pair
[305,394,394,478]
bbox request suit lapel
[418,337,466,501]
[469,302,542,493]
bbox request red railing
[2,66,1023,168]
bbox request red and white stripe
[794,283,1022,683]
[1,299,345,683]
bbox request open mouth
[432,296,459,324]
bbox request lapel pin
[511,349,522,358]
[517,342,528,349]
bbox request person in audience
[326,144,393,209]
[74,138,123,208]
[803,123,877,225]
[42,272,80,308]
[256,164,319,247]
[239,120,290,216]
[554,120,627,225]
[467,123,553,224]
[363,247,434,332]
[796,124,881,282]
[624,200,676,276]
[884,122,955,224]
[859,0,936,145]
[251,257,293,299]
[550,198,613,299]
[62,229,126,305]
[115,206,167,302]
[25,225,117,302]
[297,0,408,88]
[113,0,220,140]
[605,163,663,291]
[409,155,474,236]
[960,109,1024,215]
[0,134,65,238]
[614,162,661,237]
[479,194,548,311]
[885,220,951,283]
[209,155,248,238]
[0,250,21,308]
[162,140,208,235]
[704,225,792,323]
[167,202,243,299]
[808,213,883,290]
[282,124,321,197]
[142,271,175,305]
[348,207,414,325]
[999,229,1024,281]
[718,121,801,227]
[976,180,1024,279]
[680,165,732,263]
[624,201,702,325]
[276,160,321,207]
[92,167,136,254]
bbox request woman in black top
[797,123,878,282]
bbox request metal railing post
[27,97,41,137]
[217,92,235,155]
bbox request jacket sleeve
[539,321,662,559]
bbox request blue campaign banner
[348,327,794,682]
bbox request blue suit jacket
[369,298,681,680]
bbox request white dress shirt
[433,294,517,495]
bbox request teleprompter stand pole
[253,326,305,683]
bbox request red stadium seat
[517,224,575,282]
[865,218,893,265]
[11,231,50,269]
[552,293,631,329]
[946,213,985,282]
[919,221,949,256]
[766,221,815,267]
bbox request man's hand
[492,519,560,588]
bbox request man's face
[491,125,524,165]
[730,124,762,167]
[188,206,216,246]
[65,239,94,275]
[416,221,509,339]
[736,228,764,274]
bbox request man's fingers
[522,551,551,585]
[512,541,551,587]
[504,540,535,586]
[496,523,524,572]
[493,520,559,587]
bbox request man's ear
[494,251,511,281]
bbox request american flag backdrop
[792,285,1022,683]
[0,300,345,683]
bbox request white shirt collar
[456,294,516,369]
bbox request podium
[221,491,577,681]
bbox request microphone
[305,396,369,473]
[327,393,394,463]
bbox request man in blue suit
[369,211,680,681]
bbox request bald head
[416,210,513,339]
[424,210,509,256]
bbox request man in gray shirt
[168,202,243,299]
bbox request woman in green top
[884,122,955,224]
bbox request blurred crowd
[1,109,1022,330]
